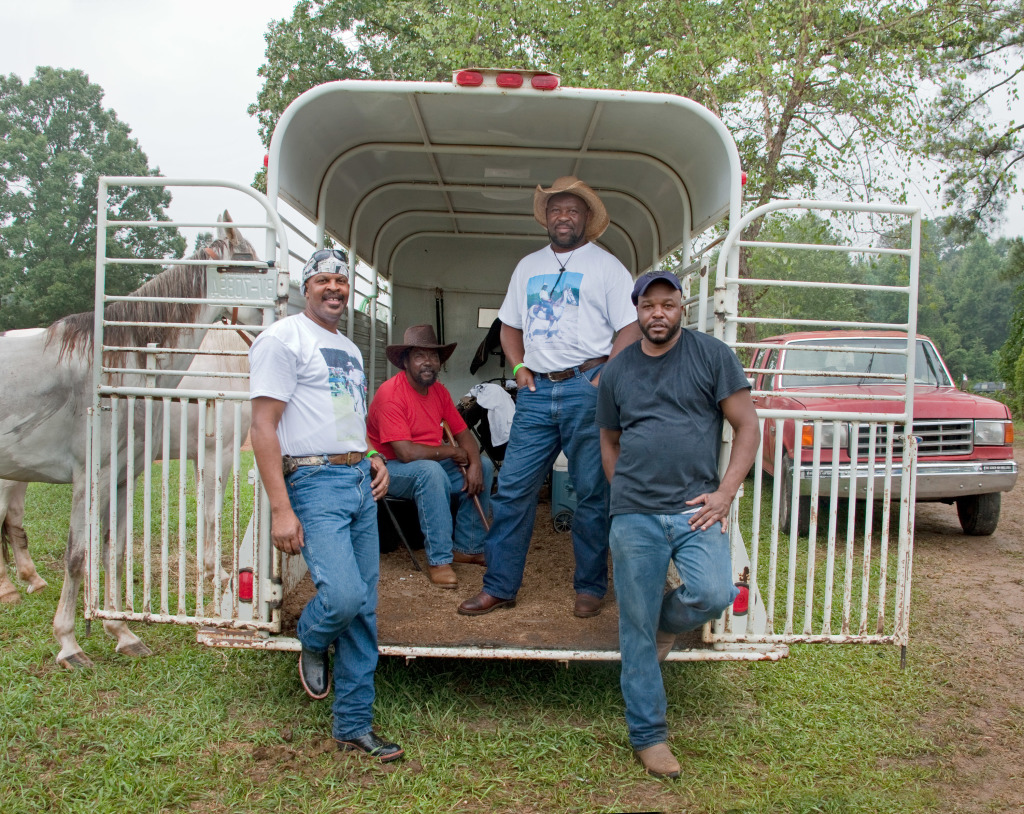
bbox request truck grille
[855,420,974,459]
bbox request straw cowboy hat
[533,176,610,242]
[386,324,457,368]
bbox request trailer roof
[265,78,743,277]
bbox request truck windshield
[779,337,951,388]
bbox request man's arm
[592,321,641,387]
[389,439,470,468]
[501,323,535,392]
[250,397,304,555]
[599,427,622,485]
[686,389,761,532]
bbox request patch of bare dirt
[909,438,1024,812]
[281,484,704,653]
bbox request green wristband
[512,362,526,376]
[366,449,379,458]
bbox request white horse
[0,327,253,604]
[0,213,262,668]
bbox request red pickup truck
[750,331,1017,536]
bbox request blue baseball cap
[631,270,682,304]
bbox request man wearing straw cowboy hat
[459,176,641,618]
[367,324,494,588]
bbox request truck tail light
[531,74,560,90]
[237,568,254,603]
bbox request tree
[0,67,184,330]
[924,0,1024,237]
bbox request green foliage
[923,0,1024,237]
[251,0,975,233]
[0,67,184,330]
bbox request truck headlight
[974,420,1013,446]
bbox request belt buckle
[282,457,298,476]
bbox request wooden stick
[441,420,491,531]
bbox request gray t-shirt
[596,329,750,516]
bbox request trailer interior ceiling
[266,78,743,278]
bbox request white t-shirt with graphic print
[248,312,368,456]
[498,241,635,373]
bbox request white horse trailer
[84,72,921,665]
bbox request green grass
[1,481,954,813]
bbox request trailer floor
[281,495,703,654]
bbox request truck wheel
[778,455,812,536]
[552,510,573,533]
[956,493,1001,536]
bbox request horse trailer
[81,71,924,667]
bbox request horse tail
[1,517,10,564]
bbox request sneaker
[635,742,680,778]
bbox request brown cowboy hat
[533,176,610,242]
[386,324,457,368]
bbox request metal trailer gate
[83,178,288,635]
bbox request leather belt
[282,452,364,476]
[536,356,608,383]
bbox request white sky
[3,0,1022,254]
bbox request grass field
[1,479,950,813]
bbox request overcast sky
[3,0,1022,254]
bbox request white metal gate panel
[703,200,921,652]
[83,178,288,634]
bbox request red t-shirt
[366,373,468,461]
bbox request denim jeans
[384,456,494,565]
[482,365,609,599]
[609,511,738,750]
[287,459,380,741]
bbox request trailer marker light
[741,171,747,186]
[496,72,524,88]
[263,154,269,169]
[531,74,560,90]
[238,568,254,603]
[456,70,484,87]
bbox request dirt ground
[905,440,1024,812]
[280,447,1024,811]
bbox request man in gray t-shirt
[596,270,759,779]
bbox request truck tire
[956,492,1001,536]
[778,455,812,536]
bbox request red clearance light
[496,72,524,88]
[741,171,748,186]
[531,74,559,90]
[263,154,269,169]
[238,568,254,603]
[456,70,484,87]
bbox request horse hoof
[0,590,21,605]
[27,578,48,594]
[58,651,95,670]
[117,641,154,658]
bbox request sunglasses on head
[310,248,348,265]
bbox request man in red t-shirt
[367,325,494,587]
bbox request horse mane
[46,231,253,366]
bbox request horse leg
[6,481,48,594]
[0,480,26,603]
[101,482,152,659]
[54,485,92,668]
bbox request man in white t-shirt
[249,248,402,764]
[458,177,642,619]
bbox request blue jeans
[609,511,738,750]
[384,456,494,566]
[287,459,380,741]
[483,365,609,599]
